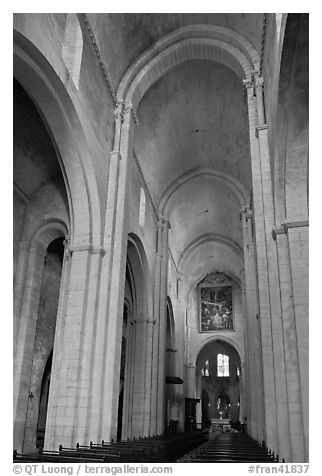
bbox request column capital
[240,206,253,221]
[18,240,30,251]
[243,73,255,90]
[113,102,124,122]
[123,103,138,126]
[255,124,268,138]
[68,243,106,256]
[185,363,196,369]
[157,215,170,229]
[253,70,264,87]
[110,151,122,161]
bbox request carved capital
[110,151,122,161]
[185,363,196,369]
[253,70,264,88]
[240,206,253,221]
[124,103,138,126]
[255,124,268,138]
[114,102,124,122]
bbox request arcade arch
[196,339,243,428]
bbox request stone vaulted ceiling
[86,13,261,282]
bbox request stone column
[240,207,265,441]
[239,257,252,431]
[173,295,185,432]
[185,363,196,399]
[156,218,170,434]
[100,105,135,442]
[287,223,309,461]
[13,243,47,452]
[43,237,71,447]
[149,218,163,435]
[143,317,155,436]
[84,104,135,444]
[131,317,150,436]
[273,222,307,461]
[44,242,104,449]
[245,72,291,460]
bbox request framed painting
[200,284,233,332]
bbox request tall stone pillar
[287,223,309,461]
[156,218,170,434]
[185,363,197,399]
[142,317,155,436]
[240,207,264,441]
[44,242,104,450]
[150,218,163,434]
[273,223,307,461]
[100,105,135,442]
[150,217,169,435]
[245,72,291,460]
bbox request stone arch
[158,168,249,219]
[194,335,244,368]
[117,24,260,110]
[29,219,68,250]
[13,30,102,247]
[178,233,243,273]
[273,14,309,223]
[195,337,243,425]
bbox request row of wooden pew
[177,432,280,463]
[14,430,208,463]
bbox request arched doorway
[196,340,242,430]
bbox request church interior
[13,13,309,463]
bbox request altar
[210,418,231,432]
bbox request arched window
[217,354,229,377]
[139,187,146,227]
[62,14,83,89]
